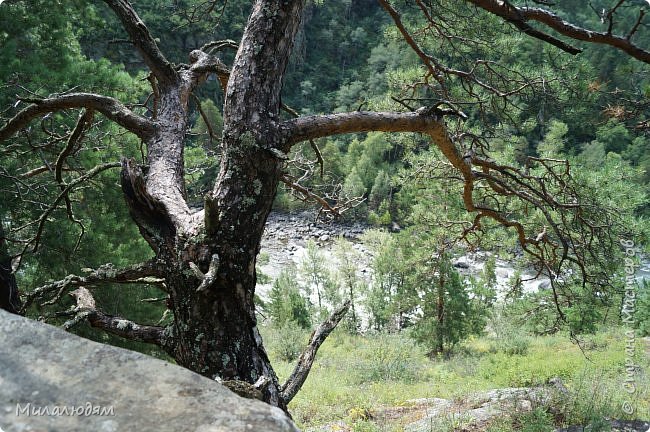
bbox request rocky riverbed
[258,211,552,305]
[260,212,650,300]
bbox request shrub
[268,267,311,328]
[514,407,554,432]
[351,333,423,383]
[267,321,308,362]
[488,307,532,356]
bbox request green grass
[261,326,650,430]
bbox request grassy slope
[262,326,650,431]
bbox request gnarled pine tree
[1,0,649,410]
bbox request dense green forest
[1,0,649,430]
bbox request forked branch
[280,300,350,404]
[282,106,616,298]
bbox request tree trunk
[436,273,445,354]
[119,0,307,409]
[0,222,21,314]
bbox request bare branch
[22,260,165,311]
[27,162,122,254]
[102,0,178,84]
[466,0,650,63]
[55,110,95,251]
[200,39,239,53]
[627,9,646,40]
[279,174,342,217]
[0,94,154,142]
[19,165,72,179]
[68,287,169,347]
[280,300,350,404]
[280,109,451,149]
[191,94,218,143]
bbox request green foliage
[489,307,532,356]
[2,0,650,409]
[268,267,312,329]
[362,229,411,331]
[266,321,309,363]
[537,120,569,158]
[514,408,554,432]
[0,1,160,356]
[411,251,487,355]
[334,238,364,332]
[468,255,498,333]
[349,333,424,384]
[594,119,632,154]
[341,168,368,217]
[368,200,392,227]
[368,170,391,211]
[635,280,650,336]
[564,293,603,335]
[300,240,339,315]
[346,133,393,190]
[268,327,649,430]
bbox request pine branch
[22,260,165,311]
[0,93,154,142]
[466,0,650,63]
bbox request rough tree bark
[0,222,21,315]
[112,0,310,409]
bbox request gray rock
[405,387,553,432]
[453,256,471,269]
[0,309,299,432]
[403,398,454,432]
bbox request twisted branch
[22,260,165,312]
[68,287,170,348]
[0,93,154,142]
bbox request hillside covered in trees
[0,0,649,430]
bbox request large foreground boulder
[0,309,299,432]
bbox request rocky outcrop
[0,309,299,432]
[404,387,555,432]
